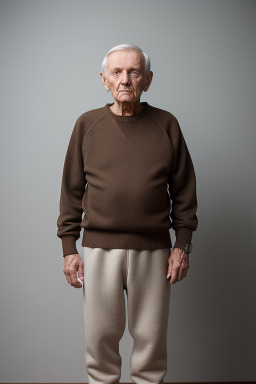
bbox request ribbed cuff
[61,235,79,257]
[173,227,193,251]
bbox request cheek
[110,81,120,91]
[134,81,143,92]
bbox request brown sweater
[57,101,198,257]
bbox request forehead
[107,49,145,70]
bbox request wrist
[173,227,192,250]
[61,235,78,257]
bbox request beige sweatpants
[82,246,171,384]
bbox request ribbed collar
[104,101,149,122]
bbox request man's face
[100,49,152,103]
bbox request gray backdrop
[1,0,255,382]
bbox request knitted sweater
[57,101,198,257]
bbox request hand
[63,253,84,288]
[166,247,189,284]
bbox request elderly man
[57,43,198,384]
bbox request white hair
[101,43,151,76]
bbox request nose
[120,71,130,85]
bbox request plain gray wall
[1,0,255,382]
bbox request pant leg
[126,248,171,384]
[82,247,127,384]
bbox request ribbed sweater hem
[82,228,172,250]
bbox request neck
[110,99,143,116]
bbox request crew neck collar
[104,101,149,122]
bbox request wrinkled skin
[63,247,189,289]
[100,48,153,116]
[63,254,84,289]
[166,247,189,284]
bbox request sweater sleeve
[168,118,198,251]
[57,117,87,257]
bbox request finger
[178,259,189,281]
[70,271,83,288]
[66,275,72,285]
[69,269,80,286]
[166,256,173,278]
[73,269,83,287]
[63,268,72,285]
[169,265,179,284]
[78,262,84,282]
[73,282,82,289]
[166,263,172,279]
[64,264,78,286]
[71,277,82,288]
[178,265,185,281]
[183,265,189,278]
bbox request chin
[118,95,135,103]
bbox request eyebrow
[112,67,140,71]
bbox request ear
[143,71,153,92]
[100,72,110,92]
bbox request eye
[131,71,139,76]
